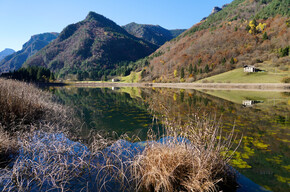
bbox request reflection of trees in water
[141,88,289,192]
[52,87,154,140]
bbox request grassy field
[120,71,142,83]
[197,67,289,83]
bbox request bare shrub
[281,77,290,83]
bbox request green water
[51,86,290,192]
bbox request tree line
[0,66,55,82]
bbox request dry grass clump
[0,127,18,168]
[0,129,95,191]
[0,78,67,131]
[0,78,77,166]
[131,115,239,192]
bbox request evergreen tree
[77,71,83,81]
[221,58,226,65]
[180,67,185,79]
[189,64,193,74]
[263,32,268,40]
[194,64,197,74]
[204,64,209,73]
[230,57,235,65]
[198,58,202,66]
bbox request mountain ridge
[24,12,158,80]
[0,33,59,73]
[123,22,186,46]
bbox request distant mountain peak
[0,32,58,73]
[123,22,186,46]
[85,11,116,26]
[211,6,222,14]
[0,48,15,62]
[86,11,105,20]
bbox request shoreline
[59,82,290,91]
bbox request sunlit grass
[120,71,142,83]
[197,68,288,83]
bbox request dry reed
[130,114,239,192]
[0,78,239,192]
[0,78,69,131]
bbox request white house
[243,100,255,106]
[244,65,257,72]
[112,78,120,82]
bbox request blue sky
[0,0,232,51]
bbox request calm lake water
[50,86,289,192]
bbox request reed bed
[0,78,79,171]
[0,78,70,131]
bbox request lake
[49,86,289,192]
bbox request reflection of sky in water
[51,87,290,192]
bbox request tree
[263,32,268,40]
[204,64,209,73]
[82,71,89,80]
[189,64,193,74]
[194,64,197,74]
[180,67,185,79]
[221,58,226,65]
[248,19,258,34]
[141,69,146,78]
[89,71,98,80]
[256,23,266,33]
[77,71,83,81]
[174,70,178,77]
[230,57,235,65]
[49,72,55,81]
[198,58,202,66]
[101,75,107,81]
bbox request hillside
[0,33,58,73]
[24,12,158,80]
[196,67,288,83]
[0,48,15,61]
[123,22,186,46]
[140,0,290,83]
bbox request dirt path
[67,82,290,91]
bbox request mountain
[201,4,229,21]
[0,48,15,61]
[141,0,290,82]
[0,33,59,73]
[24,12,158,80]
[211,7,223,15]
[123,22,186,46]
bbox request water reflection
[50,86,289,191]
